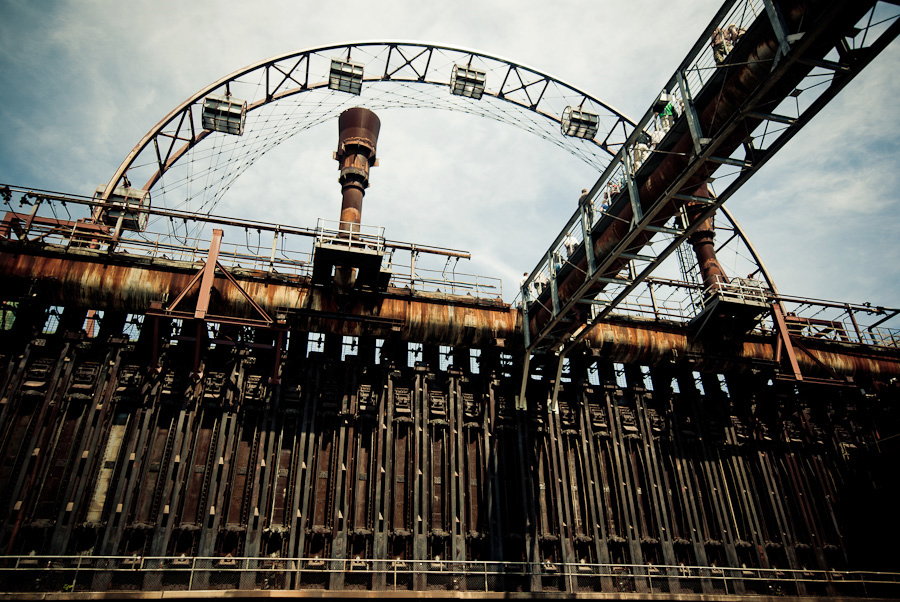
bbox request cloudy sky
[1,0,898,314]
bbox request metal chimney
[335,107,380,234]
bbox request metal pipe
[2,251,898,380]
[685,186,728,292]
[334,107,380,288]
[336,107,380,234]
[528,0,869,338]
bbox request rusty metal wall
[2,247,899,381]
[0,310,896,596]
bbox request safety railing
[521,0,768,309]
[513,266,900,351]
[697,275,771,308]
[861,326,900,348]
[554,270,900,351]
[386,260,504,299]
[0,185,503,301]
[2,555,898,597]
[314,218,385,254]
[778,295,900,350]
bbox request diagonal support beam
[195,228,224,319]
[159,228,274,327]
[214,260,274,325]
[771,302,803,381]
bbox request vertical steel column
[604,384,647,592]
[290,353,320,582]
[762,0,793,67]
[485,377,506,560]
[576,381,614,589]
[2,338,77,550]
[675,70,706,157]
[540,399,570,592]
[328,361,357,590]
[517,406,542,592]
[578,192,596,278]
[667,398,714,593]
[448,374,467,565]
[200,410,236,554]
[50,342,124,554]
[622,150,643,227]
[193,229,223,321]
[412,365,428,589]
[372,366,394,589]
[131,403,176,537]
[632,391,680,592]
[149,396,198,556]
[97,400,154,555]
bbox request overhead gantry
[517,0,900,407]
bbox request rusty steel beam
[194,228,224,319]
[2,247,898,381]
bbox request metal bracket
[622,153,642,227]
[676,70,706,156]
[151,228,276,328]
[771,302,803,381]
[548,252,561,317]
[516,353,532,411]
[549,352,566,413]
[763,0,793,68]
[521,287,532,350]
[579,201,596,277]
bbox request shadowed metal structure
[0,0,899,599]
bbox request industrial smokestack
[685,184,728,294]
[333,107,380,290]
[335,107,380,234]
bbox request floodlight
[93,185,150,232]
[329,59,364,95]
[201,94,247,135]
[561,106,600,139]
[450,65,486,99]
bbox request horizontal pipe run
[1,247,898,380]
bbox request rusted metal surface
[528,0,877,338]
[0,6,898,596]
[195,228,224,319]
[335,107,380,233]
[685,192,727,292]
[0,211,108,241]
[0,316,896,596]
[1,247,898,381]
[584,316,900,381]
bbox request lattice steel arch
[98,41,636,215]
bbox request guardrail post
[186,557,195,590]
[622,153,643,227]
[675,70,706,156]
[579,198,596,277]
[762,0,792,67]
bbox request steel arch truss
[99,42,635,214]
